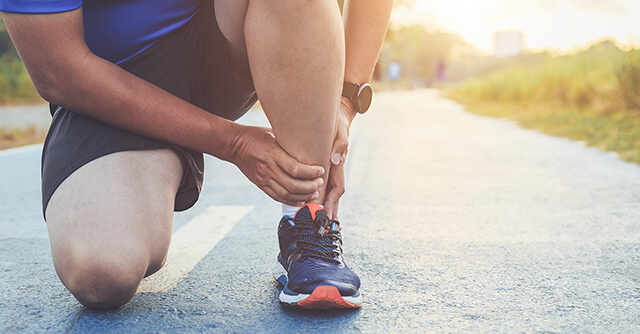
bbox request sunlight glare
[392,0,640,52]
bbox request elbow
[29,49,93,107]
[30,70,67,106]
[31,76,55,103]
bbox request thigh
[45,148,183,279]
[214,0,250,76]
[194,0,257,120]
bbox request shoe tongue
[295,203,324,220]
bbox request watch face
[357,84,373,113]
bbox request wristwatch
[342,81,373,114]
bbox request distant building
[493,31,524,58]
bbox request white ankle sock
[282,204,302,218]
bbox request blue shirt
[0,0,200,64]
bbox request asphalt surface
[1,90,640,333]
[0,104,51,129]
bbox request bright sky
[392,0,640,53]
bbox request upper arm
[1,9,90,99]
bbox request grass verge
[448,41,640,164]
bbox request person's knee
[55,245,147,309]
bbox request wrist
[340,96,357,123]
[342,81,373,115]
[219,122,245,163]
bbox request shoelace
[287,218,342,264]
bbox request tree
[380,25,470,81]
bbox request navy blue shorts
[41,0,258,218]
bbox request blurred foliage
[0,17,41,105]
[445,52,546,83]
[0,17,18,64]
[0,57,40,104]
[450,40,640,113]
[378,24,472,87]
[618,49,640,110]
[448,40,640,164]
[374,22,539,89]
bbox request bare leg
[216,0,345,205]
[45,149,183,309]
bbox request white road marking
[138,205,253,293]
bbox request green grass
[0,56,42,105]
[0,56,47,150]
[448,41,640,164]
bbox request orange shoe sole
[295,285,362,309]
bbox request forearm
[2,9,241,161]
[342,0,393,84]
[47,53,241,161]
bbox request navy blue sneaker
[274,203,362,309]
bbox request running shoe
[274,203,362,309]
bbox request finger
[331,202,339,220]
[331,126,349,165]
[268,178,320,203]
[263,185,308,207]
[323,162,345,219]
[271,159,323,195]
[275,151,324,180]
[323,191,338,219]
[324,185,343,219]
[277,171,324,195]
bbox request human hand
[230,125,325,206]
[324,158,345,219]
[324,98,355,218]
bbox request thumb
[331,128,349,165]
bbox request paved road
[0,104,51,129]
[1,90,639,333]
